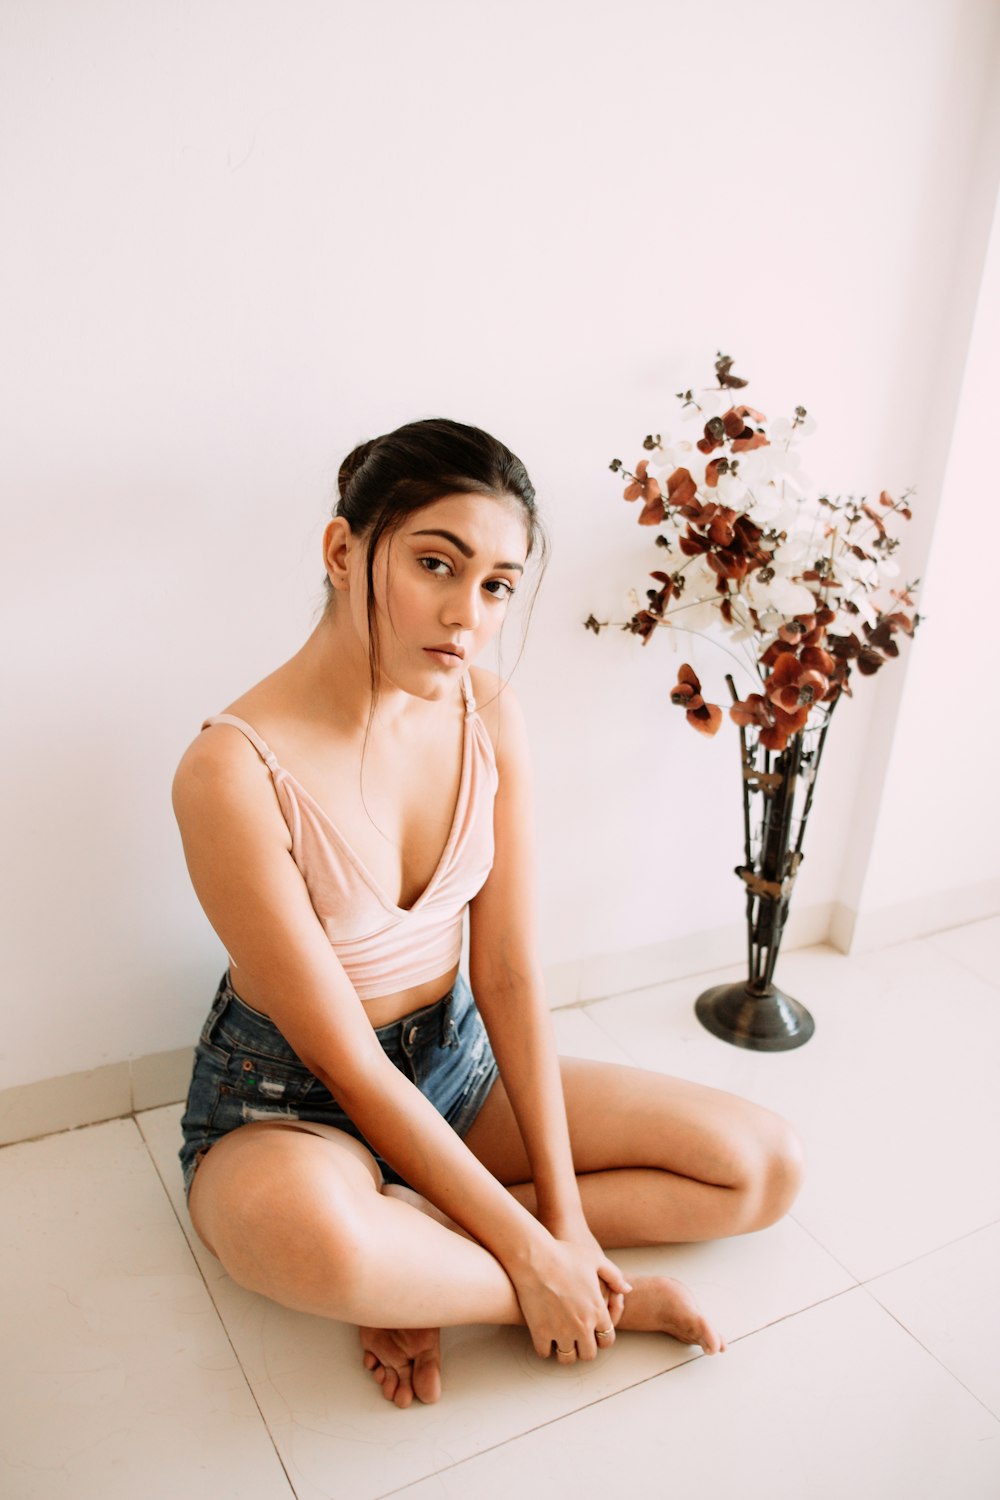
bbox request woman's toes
[412,1347,442,1405]
[699,1320,725,1355]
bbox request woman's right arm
[172,729,614,1358]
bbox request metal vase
[694,685,835,1051]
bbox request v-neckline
[273,713,473,916]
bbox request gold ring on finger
[595,1327,615,1341]
[556,1346,575,1356]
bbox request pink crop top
[201,673,498,1001]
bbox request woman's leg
[188,1120,529,1407]
[462,1058,806,1247]
[184,1108,729,1409]
[188,1120,524,1327]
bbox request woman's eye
[418,556,451,577]
[484,578,515,600]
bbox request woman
[175,418,804,1409]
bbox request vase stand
[694,980,815,1052]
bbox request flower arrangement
[585,354,921,748]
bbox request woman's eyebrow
[410,529,524,572]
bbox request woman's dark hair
[328,417,547,701]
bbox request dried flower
[588,357,920,747]
[670,664,723,736]
[622,460,665,526]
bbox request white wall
[846,141,1000,943]
[3,0,999,1089]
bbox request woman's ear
[323,517,354,592]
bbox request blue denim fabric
[178,970,498,1200]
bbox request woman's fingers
[518,1241,631,1362]
[604,1288,625,1329]
[599,1256,632,1298]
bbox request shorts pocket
[212,1050,316,1125]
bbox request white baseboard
[546,901,836,1008]
[830,878,1000,954]
[0,904,835,1149]
[7,888,995,1151]
[0,1047,193,1150]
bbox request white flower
[831,597,876,630]
[872,552,900,579]
[678,387,730,422]
[714,470,749,507]
[742,480,787,524]
[744,571,817,617]
[723,595,761,644]
[646,434,693,472]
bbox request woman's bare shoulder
[172,660,299,800]
[172,715,291,851]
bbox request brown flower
[626,610,660,644]
[778,614,815,645]
[725,404,767,431]
[764,651,829,713]
[827,631,885,676]
[731,427,768,454]
[646,570,678,617]
[715,354,748,389]
[800,644,835,676]
[670,663,723,736]
[758,701,812,752]
[730,693,771,729]
[665,466,698,512]
[623,460,665,526]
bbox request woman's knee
[188,1125,378,1310]
[742,1110,806,1230]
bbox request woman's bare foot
[359,1325,442,1408]
[617,1274,727,1354]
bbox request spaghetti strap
[201,714,280,773]
[460,670,476,714]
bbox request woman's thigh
[187,1120,384,1265]
[462,1056,797,1189]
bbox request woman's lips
[423,647,465,669]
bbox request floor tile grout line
[377,1357,707,1498]
[857,1215,1000,1287]
[786,1211,864,1286]
[132,1114,302,1500]
[789,1209,1000,1292]
[921,933,1000,994]
[859,1282,1000,1425]
[720,1284,864,1347]
[380,1286,867,1500]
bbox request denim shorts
[178,970,498,1201]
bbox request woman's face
[359,492,530,698]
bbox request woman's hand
[507,1228,632,1363]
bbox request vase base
[695,981,815,1052]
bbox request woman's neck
[278,610,425,736]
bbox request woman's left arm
[468,679,624,1313]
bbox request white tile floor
[2,921,999,1499]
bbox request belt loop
[442,990,459,1048]
[201,973,231,1045]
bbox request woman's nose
[444,581,480,631]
